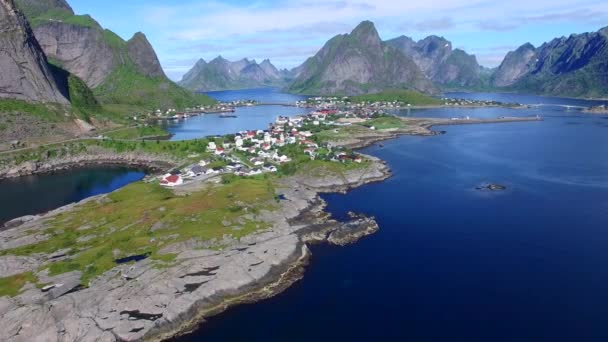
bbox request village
[159,108,364,187]
[297,96,520,109]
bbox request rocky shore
[0,149,178,180]
[0,150,390,341]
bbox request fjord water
[181,94,608,341]
[0,167,144,226]
[165,88,308,140]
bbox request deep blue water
[179,93,608,341]
[0,167,145,226]
[165,89,308,140]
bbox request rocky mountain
[0,0,68,104]
[385,35,485,88]
[288,21,435,95]
[14,0,213,109]
[179,57,288,91]
[492,27,608,97]
[491,43,538,87]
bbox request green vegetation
[104,126,169,140]
[94,63,215,110]
[68,74,101,122]
[0,99,67,122]
[29,11,100,28]
[0,272,38,297]
[0,178,276,288]
[361,115,407,130]
[315,125,372,142]
[351,89,442,105]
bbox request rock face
[386,35,485,88]
[491,43,537,87]
[288,21,435,95]
[126,32,166,78]
[13,0,212,108]
[492,27,608,97]
[33,21,114,88]
[0,0,68,103]
[179,57,288,91]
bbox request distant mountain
[492,27,608,98]
[14,0,213,109]
[0,0,68,104]
[288,21,435,95]
[179,57,289,92]
[385,35,486,89]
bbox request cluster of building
[159,109,363,187]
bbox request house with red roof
[160,174,183,187]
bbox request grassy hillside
[94,63,215,109]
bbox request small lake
[179,93,608,341]
[165,88,309,140]
[0,167,145,226]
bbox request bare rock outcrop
[33,21,115,88]
[127,32,166,79]
[0,0,68,103]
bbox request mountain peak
[126,30,166,78]
[351,20,379,37]
[518,42,536,51]
[350,20,381,49]
[212,55,228,63]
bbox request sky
[68,0,608,81]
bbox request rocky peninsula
[0,114,540,341]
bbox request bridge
[528,103,589,110]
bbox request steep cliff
[0,0,68,104]
[386,35,485,88]
[491,43,537,87]
[492,27,608,97]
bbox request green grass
[0,272,38,297]
[351,89,442,105]
[361,116,407,130]
[94,63,216,110]
[315,125,372,142]
[104,126,169,140]
[0,99,68,122]
[28,9,100,29]
[0,178,276,287]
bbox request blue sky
[68,0,608,81]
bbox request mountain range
[179,57,292,92]
[287,21,436,95]
[1,0,213,113]
[2,0,608,126]
[491,28,608,98]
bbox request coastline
[0,115,538,341]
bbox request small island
[583,105,608,114]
